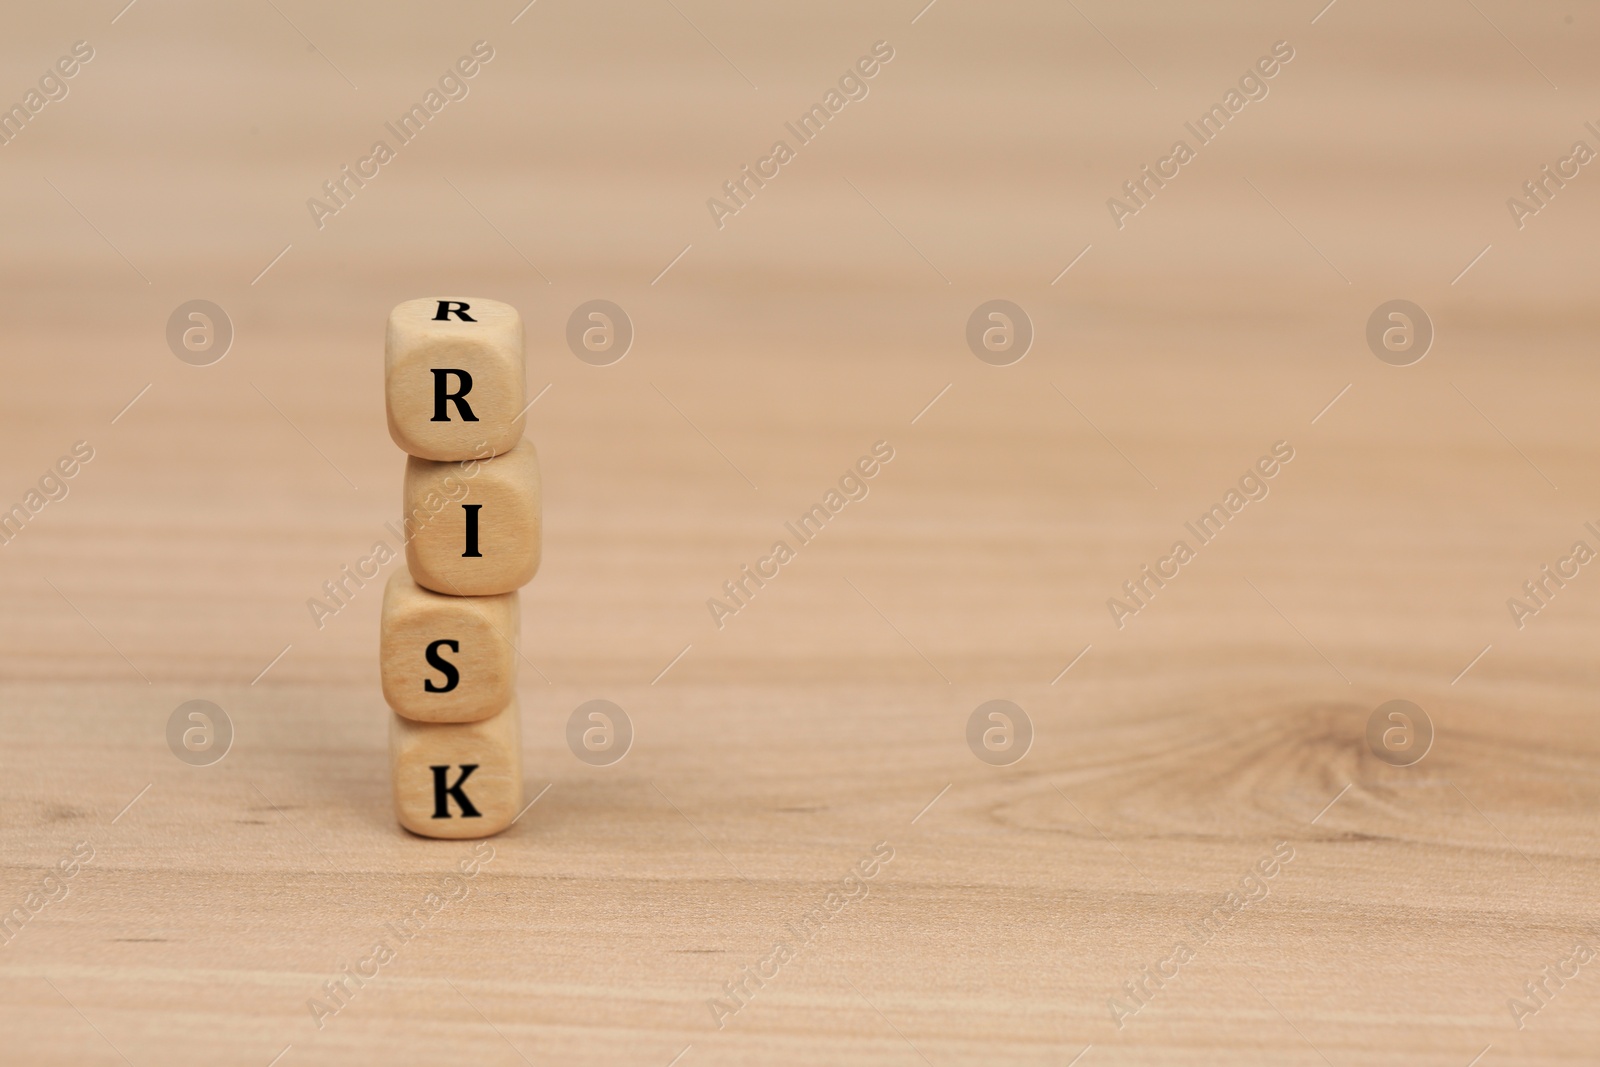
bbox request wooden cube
[403,438,541,596]
[385,296,525,462]
[391,699,523,838]
[379,572,519,724]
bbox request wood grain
[3,1,1599,1063]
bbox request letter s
[423,639,461,693]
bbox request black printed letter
[433,300,475,322]
[423,639,460,693]
[430,369,478,422]
[462,504,482,557]
[430,765,481,818]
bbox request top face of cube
[386,297,525,462]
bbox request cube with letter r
[385,296,525,461]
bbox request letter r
[433,300,475,322]
[430,369,478,422]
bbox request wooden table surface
[4,1,1599,1063]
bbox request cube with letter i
[382,297,540,839]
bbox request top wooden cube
[385,297,525,461]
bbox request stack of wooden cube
[379,297,539,839]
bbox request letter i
[461,504,482,557]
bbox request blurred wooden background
[2,1,1598,1063]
